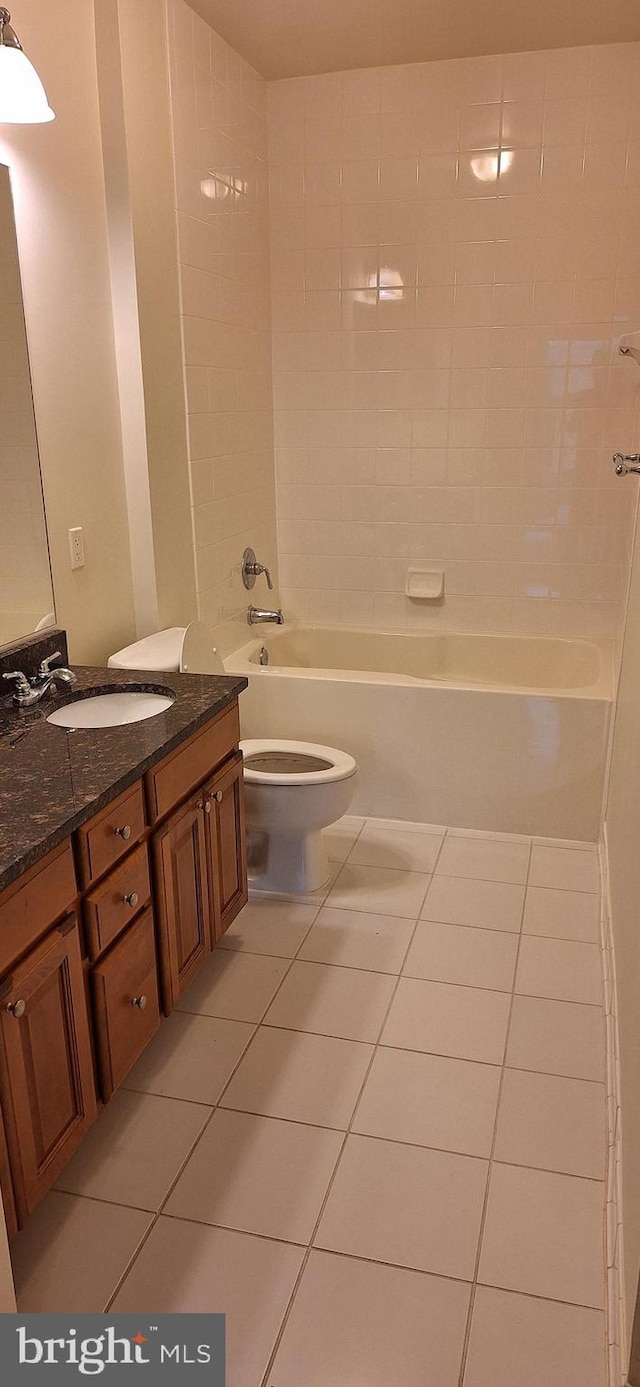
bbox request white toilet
[109,623,357,895]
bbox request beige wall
[0,0,136,664]
[167,0,278,655]
[268,45,640,643]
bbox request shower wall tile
[269,43,640,646]
[167,0,278,654]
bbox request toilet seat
[241,738,357,786]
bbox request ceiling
[188,0,640,79]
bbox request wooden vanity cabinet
[0,916,97,1226]
[0,693,247,1234]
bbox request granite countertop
[0,664,247,894]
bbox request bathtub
[226,627,612,840]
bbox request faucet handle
[38,651,62,678]
[242,547,274,590]
[3,670,31,692]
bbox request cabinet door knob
[115,824,132,841]
[131,995,148,1010]
[6,999,26,1019]
[212,790,223,803]
[204,801,211,814]
[123,892,139,909]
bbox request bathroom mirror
[0,162,54,647]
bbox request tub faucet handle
[242,547,273,590]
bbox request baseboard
[600,823,627,1385]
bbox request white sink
[47,690,174,730]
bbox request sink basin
[47,690,175,730]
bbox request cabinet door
[91,908,160,1101]
[151,793,212,1011]
[205,752,248,942]
[0,917,97,1227]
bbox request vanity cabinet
[0,692,247,1235]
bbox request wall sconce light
[0,8,55,124]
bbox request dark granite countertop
[0,664,247,894]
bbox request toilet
[109,623,357,895]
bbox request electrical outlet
[68,527,85,570]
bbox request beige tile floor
[11,816,608,1387]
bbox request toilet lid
[241,738,357,786]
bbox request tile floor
[11,817,608,1387]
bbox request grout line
[456,836,532,1387]
[285,1243,608,1315]
[433,870,598,895]
[257,825,451,1386]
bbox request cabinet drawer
[76,783,146,888]
[0,841,76,976]
[91,908,160,1101]
[146,704,239,824]
[84,844,151,960]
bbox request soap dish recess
[405,568,444,601]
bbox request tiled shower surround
[166,9,640,646]
[268,45,640,643]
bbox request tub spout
[247,605,285,626]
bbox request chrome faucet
[247,606,284,626]
[613,452,640,476]
[3,651,77,707]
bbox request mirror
[0,163,54,647]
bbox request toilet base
[247,826,330,895]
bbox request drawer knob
[123,892,139,909]
[131,994,148,1011]
[212,790,223,803]
[6,999,26,1019]
[115,824,132,841]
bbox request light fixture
[470,149,513,183]
[0,8,54,124]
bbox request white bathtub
[226,627,612,840]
